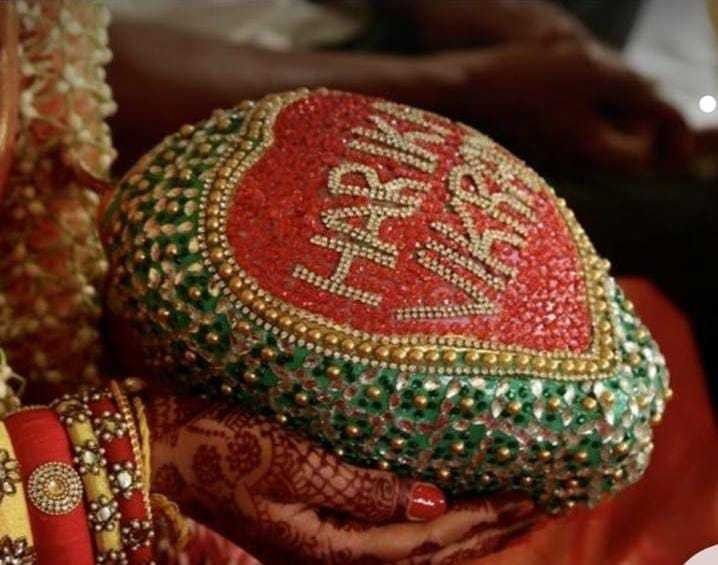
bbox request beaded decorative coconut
[102,89,671,511]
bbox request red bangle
[86,389,154,563]
[4,407,94,565]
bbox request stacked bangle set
[0,382,155,563]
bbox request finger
[288,444,447,523]
[569,110,654,173]
[419,513,537,565]
[240,493,535,565]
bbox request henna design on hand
[147,396,536,564]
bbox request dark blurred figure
[107,0,718,396]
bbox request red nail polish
[406,482,447,522]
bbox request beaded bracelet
[0,421,34,562]
[4,407,94,564]
[52,391,124,560]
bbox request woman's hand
[431,39,694,174]
[148,395,537,564]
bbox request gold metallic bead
[279,316,293,329]
[483,352,498,366]
[581,397,598,410]
[425,350,440,363]
[521,476,533,487]
[345,425,360,438]
[219,263,234,278]
[205,332,220,345]
[341,339,356,352]
[599,320,612,332]
[408,348,424,363]
[636,328,649,342]
[507,401,522,415]
[208,188,223,202]
[324,333,339,347]
[260,347,276,361]
[573,450,589,463]
[613,468,625,480]
[391,348,408,362]
[220,383,233,396]
[613,442,629,456]
[243,371,258,385]
[413,395,428,410]
[178,168,193,182]
[459,397,475,411]
[499,352,514,366]
[358,342,373,356]
[179,124,195,137]
[638,394,651,409]
[533,357,547,370]
[624,300,635,313]
[600,390,615,405]
[237,320,252,334]
[496,446,512,462]
[326,365,342,379]
[188,286,202,300]
[133,250,146,263]
[375,346,391,360]
[209,247,225,263]
[664,388,674,401]
[517,354,530,368]
[377,460,390,471]
[294,392,309,406]
[561,360,575,372]
[538,450,552,462]
[437,468,451,480]
[566,479,580,489]
[546,397,561,411]
[651,412,663,425]
[391,437,405,450]
[307,329,323,342]
[464,350,480,365]
[480,473,492,486]
[294,322,308,335]
[366,386,382,400]
[276,414,288,424]
[442,350,458,364]
[450,441,465,455]
[157,308,171,322]
[628,352,642,367]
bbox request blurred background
[106,0,718,403]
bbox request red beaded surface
[226,92,591,353]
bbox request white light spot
[698,95,717,113]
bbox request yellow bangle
[0,420,34,555]
[53,393,123,556]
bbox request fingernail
[406,482,447,522]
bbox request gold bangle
[0,420,34,557]
[52,392,123,555]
